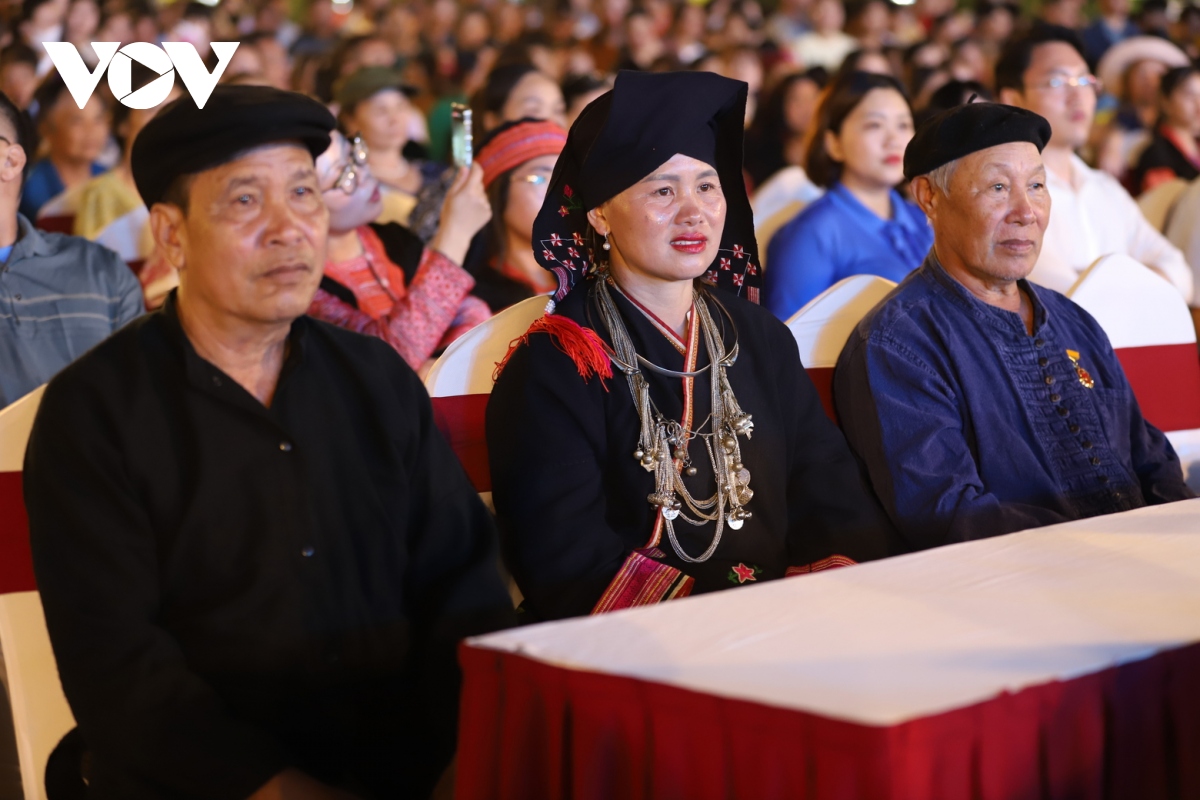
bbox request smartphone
[450,103,473,169]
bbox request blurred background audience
[0,0,1198,412]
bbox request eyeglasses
[328,133,369,194]
[1031,74,1103,93]
[514,172,550,186]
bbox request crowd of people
[3,0,1200,796]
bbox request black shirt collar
[158,290,310,411]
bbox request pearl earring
[602,233,611,251]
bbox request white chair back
[0,386,75,800]
[1067,254,1200,489]
[785,275,898,368]
[784,275,897,422]
[424,296,549,502]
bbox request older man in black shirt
[22,86,513,800]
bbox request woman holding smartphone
[308,130,494,372]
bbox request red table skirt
[456,641,1200,800]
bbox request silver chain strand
[592,275,755,563]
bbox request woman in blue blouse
[764,71,932,320]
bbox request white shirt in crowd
[1030,153,1195,305]
[788,31,858,71]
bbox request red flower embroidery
[747,263,758,276]
[732,245,745,259]
[550,233,562,246]
[563,185,574,198]
[730,563,757,583]
[572,232,584,246]
[720,257,731,270]
[704,270,719,283]
[558,206,569,217]
[732,274,744,287]
[564,259,576,270]
[567,247,579,257]
[542,249,554,260]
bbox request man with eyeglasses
[996,25,1194,304]
[0,89,142,409]
[23,86,514,799]
[308,130,492,373]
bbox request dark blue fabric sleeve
[835,332,1071,550]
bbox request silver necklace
[593,275,754,563]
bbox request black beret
[132,85,336,207]
[903,102,1051,180]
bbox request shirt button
[301,545,315,557]
[1035,339,1045,348]
[1049,393,1061,402]
[1057,407,1070,417]
[1044,375,1055,385]
[1081,440,1093,449]
[1038,357,1048,367]
[1069,424,1080,433]
[279,441,293,452]
[1090,456,1101,465]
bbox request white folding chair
[784,275,897,424]
[424,296,550,509]
[1068,254,1200,489]
[0,386,75,800]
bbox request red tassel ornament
[493,314,613,387]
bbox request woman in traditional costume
[487,71,897,622]
[472,118,568,312]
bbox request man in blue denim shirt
[836,101,1193,551]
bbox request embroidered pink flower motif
[564,259,576,270]
[747,263,758,276]
[720,257,731,271]
[731,563,757,583]
[572,232,584,246]
[732,274,744,287]
[542,249,554,260]
[567,247,579,257]
[704,270,719,284]
[563,185,574,199]
[559,206,569,217]
[550,233,562,246]
[732,245,745,259]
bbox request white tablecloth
[468,499,1200,726]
